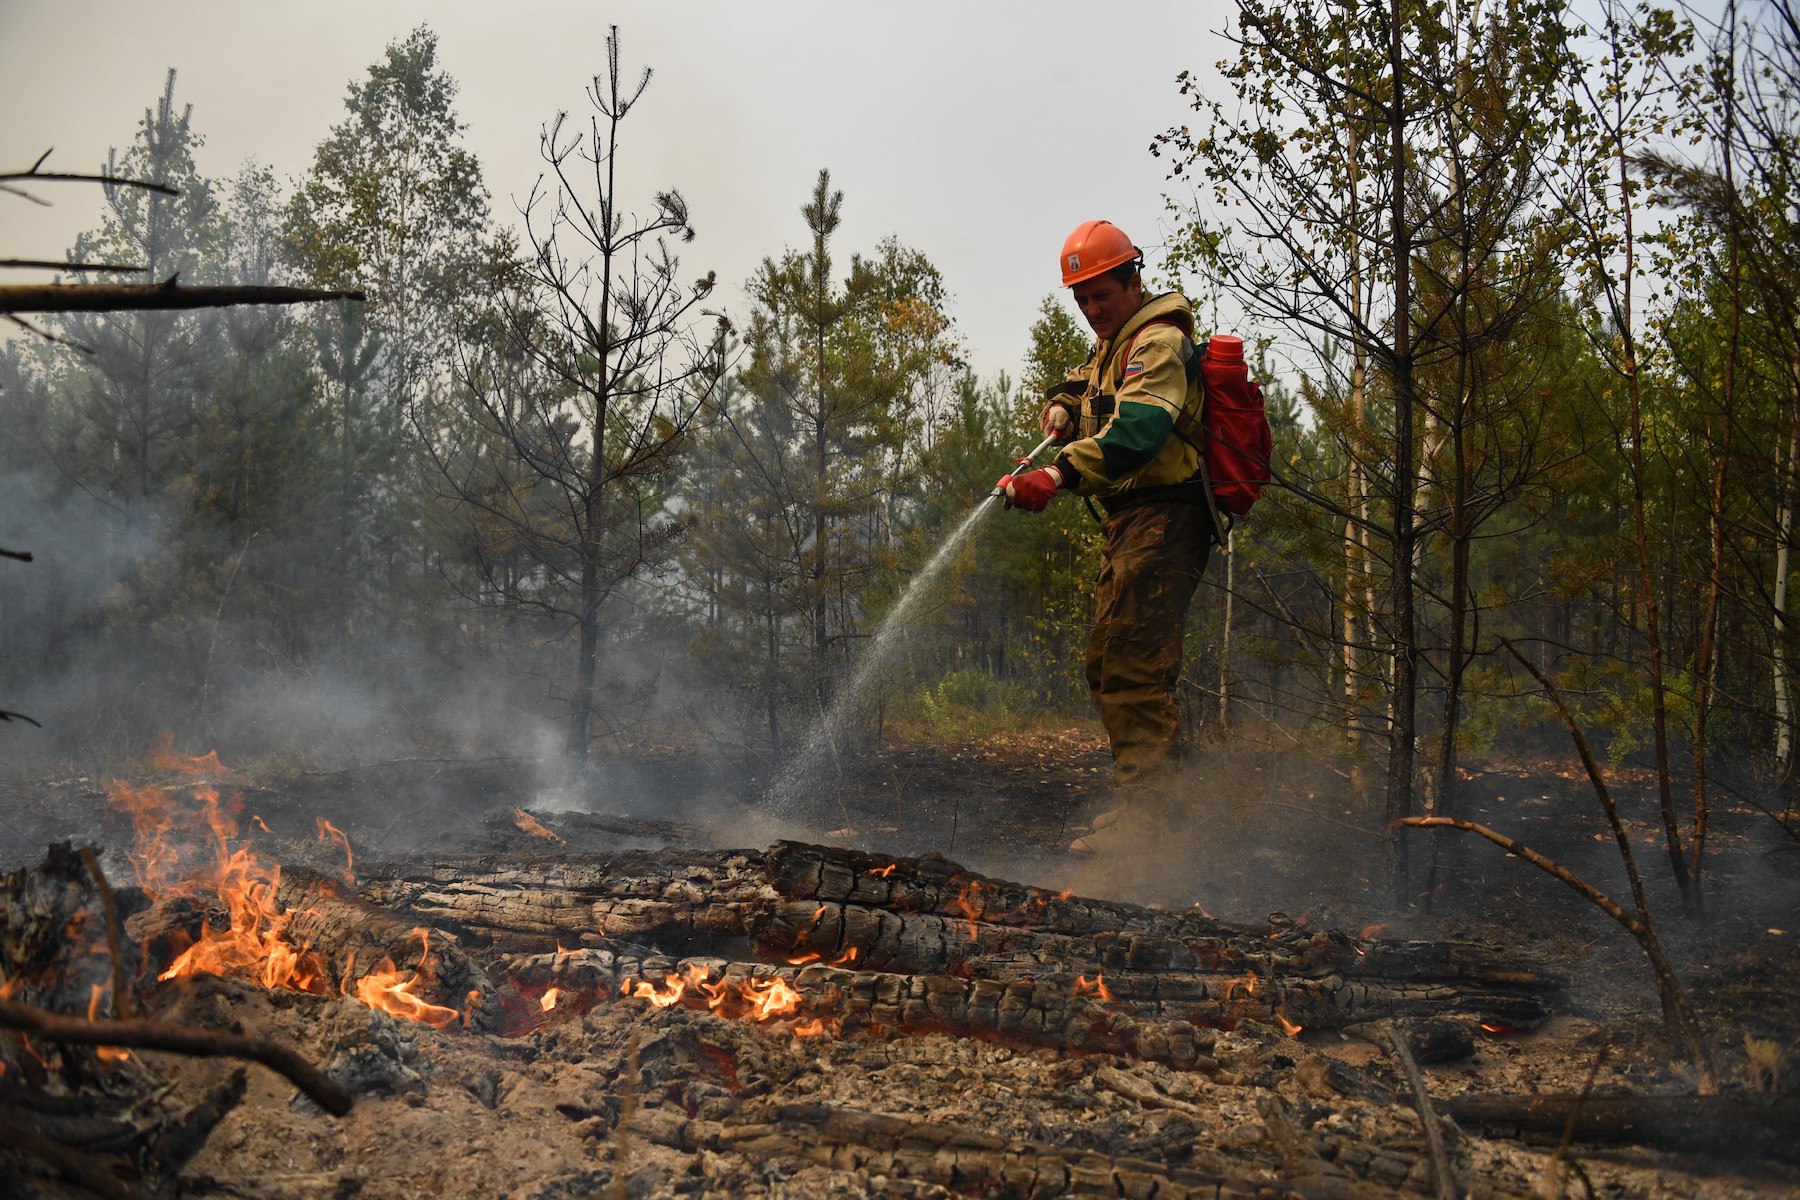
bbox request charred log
[685,1101,1330,1199]
[1441,1093,1800,1165]
[273,866,497,1029]
[359,849,774,956]
[362,844,1555,1033]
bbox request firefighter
[997,220,1215,852]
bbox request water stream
[765,495,1001,818]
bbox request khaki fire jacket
[1050,291,1205,505]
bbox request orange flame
[622,973,687,1009]
[351,929,459,1029]
[742,976,801,1020]
[868,863,897,877]
[315,818,354,881]
[1223,972,1258,1000]
[114,751,467,1027]
[1276,1010,1304,1038]
[540,987,562,1012]
[948,879,988,941]
[86,984,130,1064]
[1073,972,1115,1003]
[148,732,234,779]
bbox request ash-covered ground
[2,734,1796,1198]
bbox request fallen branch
[78,846,134,1020]
[1442,1093,1800,1165]
[0,259,146,272]
[1381,1019,1456,1200]
[1496,639,1718,1091]
[0,998,352,1116]
[0,1112,139,1200]
[0,278,365,314]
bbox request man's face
[1071,272,1143,340]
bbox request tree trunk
[1775,411,1798,769]
[1383,0,1421,906]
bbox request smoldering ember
[5,8,1800,1200]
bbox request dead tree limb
[1442,1094,1800,1165]
[0,1112,139,1200]
[1,152,180,202]
[1380,1019,1456,1200]
[1496,639,1718,1091]
[2,312,91,353]
[78,847,133,1020]
[0,259,146,273]
[1397,814,1714,1092]
[0,278,365,314]
[0,998,352,1116]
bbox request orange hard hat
[1060,220,1140,286]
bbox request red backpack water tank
[1199,335,1272,517]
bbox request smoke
[1000,747,1396,926]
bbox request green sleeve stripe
[1097,403,1174,479]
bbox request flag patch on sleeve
[1122,361,1145,379]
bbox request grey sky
[1,0,1234,382]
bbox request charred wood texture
[684,1102,1307,1200]
[0,843,149,1012]
[273,866,497,1027]
[1442,1093,1800,1165]
[506,949,1219,1071]
[366,842,1556,1035]
[360,849,774,956]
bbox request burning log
[506,948,1217,1070]
[361,843,1555,1036]
[272,866,497,1030]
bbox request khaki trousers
[1084,500,1213,787]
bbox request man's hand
[1041,401,1076,445]
[999,465,1063,512]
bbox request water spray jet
[767,431,1066,816]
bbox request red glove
[999,465,1064,512]
[1041,401,1076,445]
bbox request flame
[251,815,272,834]
[1073,972,1115,1003]
[510,808,564,843]
[607,965,813,1030]
[786,946,857,968]
[868,863,896,877]
[622,973,687,1009]
[1223,972,1258,1000]
[792,1017,832,1037]
[108,741,481,1026]
[540,987,562,1012]
[351,929,459,1029]
[948,879,988,941]
[315,818,354,881]
[742,976,801,1020]
[1276,1010,1304,1038]
[86,984,130,1063]
[1479,1022,1517,1036]
[149,732,234,779]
